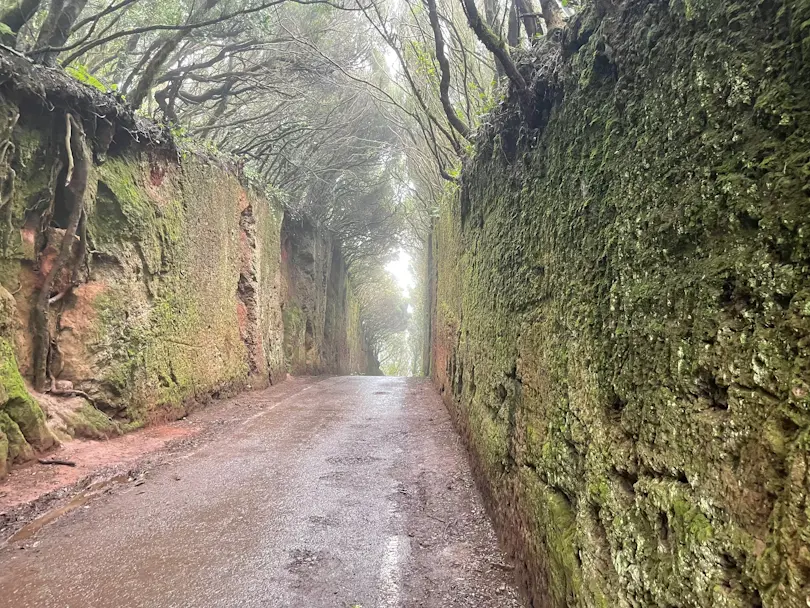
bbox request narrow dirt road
[0,377,522,607]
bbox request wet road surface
[0,376,522,607]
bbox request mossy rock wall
[0,62,375,441]
[71,154,276,422]
[0,337,54,477]
[0,135,285,426]
[280,216,377,375]
[431,0,810,606]
[0,283,53,478]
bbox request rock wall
[281,216,379,376]
[0,52,375,477]
[431,0,810,606]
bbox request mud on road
[0,376,523,607]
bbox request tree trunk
[34,0,89,66]
[0,0,43,46]
[538,0,564,31]
[460,0,526,91]
[507,0,520,47]
[483,0,505,81]
[196,82,233,138]
[111,32,140,86]
[129,29,186,109]
[426,0,470,140]
[128,0,222,107]
[515,0,540,39]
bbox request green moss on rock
[91,157,184,274]
[0,338,53,477]
[0,410,33,465]
[68,404,121,440]
[431,0,810,606]
[282,302,305,372]
[0,427,7,476]
[0,338,53,446]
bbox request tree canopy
[1,0,573,373]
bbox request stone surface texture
[429,0,810,606]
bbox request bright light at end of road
[386,249,415,297]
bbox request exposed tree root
[45,385,96,404]
[48,288,71,305]
[37,458,76,467]
[33,112,90,391]
[35,158,65,268]
[0,105,19,256]
[63,112,74,187]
